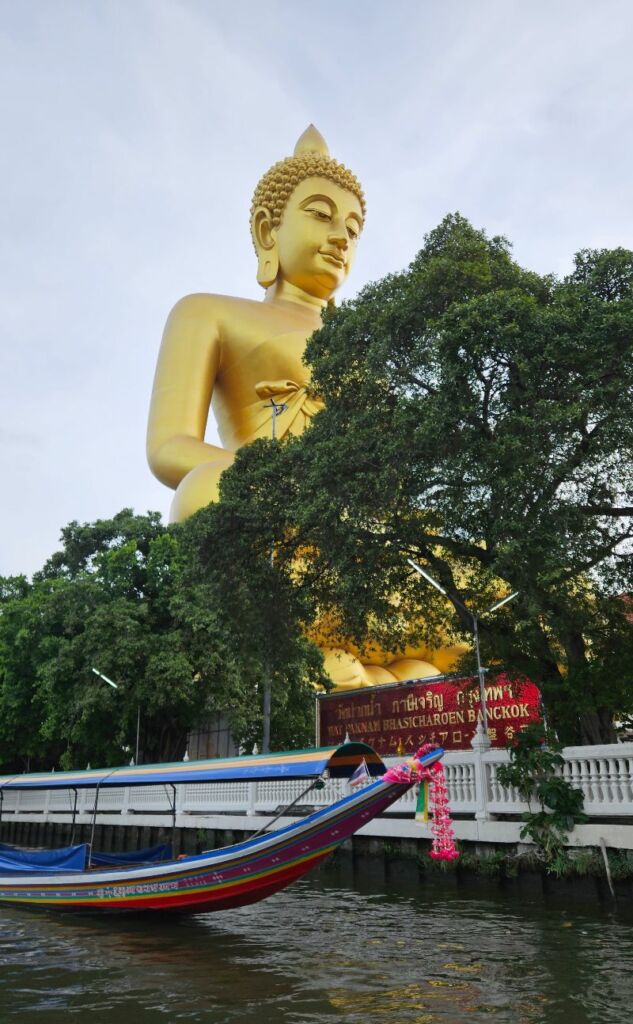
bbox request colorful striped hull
[0,779,411,913]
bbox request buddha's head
[250,125,366,303]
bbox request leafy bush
[496,724,587,870]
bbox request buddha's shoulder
[167,292,263,323]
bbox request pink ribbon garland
[383,743,459,861]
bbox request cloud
[1,0,632,575]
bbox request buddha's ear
[252,206,279,289]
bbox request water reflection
[0,866,632,1023]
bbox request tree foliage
[175,452,329,752]
[1,512,190,768]
[2,216,631,763]
[0,504,321,771]
[214,215,633,744]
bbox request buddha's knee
[169,459,233,523]
[322,648,448,691]
[382,657,443,682]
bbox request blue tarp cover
[0,842,88,874]
[90,843,173,866]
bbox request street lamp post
[91,667,141,765]
[266,397,288,443]
[406,560,518,734]
[91,666,117,689]
[261,397,288,755]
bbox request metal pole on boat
[169,784,177,855]
[261,397,288,755]
[88,768,120,861]
[89,783,100,856]
[135,703,141,765]
[70,787,78,845]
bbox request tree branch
[578,504,633,517]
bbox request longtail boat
[0,742,449,913]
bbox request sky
[1,0,632,578]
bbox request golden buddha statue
[147,126,466,689]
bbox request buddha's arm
[147,294,233,490]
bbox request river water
[1,862,632,1024]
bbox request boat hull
[0,779,411,913]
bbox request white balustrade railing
[442,755,479,814]
[559,745,633,813]
[484,750,530,816]
[2,742,633,824]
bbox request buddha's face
[272,176,363,301]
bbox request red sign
[317,673,541,754]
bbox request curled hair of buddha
[250,125,366,251]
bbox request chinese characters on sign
[318,674,541,755]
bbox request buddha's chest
[221,328,313,395]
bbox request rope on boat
[203,776,326,850]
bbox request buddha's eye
[307,207,331,222]
[347,224,359,240]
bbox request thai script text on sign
[318,674,541,754]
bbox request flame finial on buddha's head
[292,123,330,157]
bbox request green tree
[175,445,329,753]
[0,511,213,769]
[214,215,633,744]
[0,502,323,771]
[0,575,57,770]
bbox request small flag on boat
[415,780,430,824]
[348,758,371,789]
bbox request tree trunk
[578,707,617,745]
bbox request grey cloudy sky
[1,0,632,577]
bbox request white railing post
[471,721,493,821]
[246,781,257,816]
